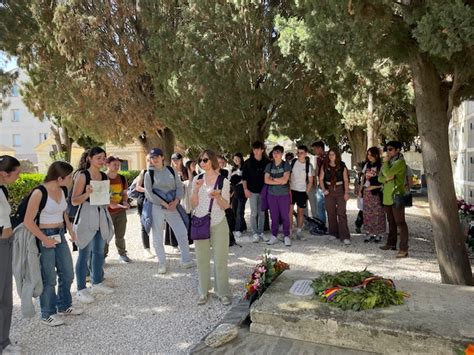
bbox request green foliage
[6,173,44,213]
[312,270,374,294]
[141,0,337,153]
[119,170,140,186]
[312,271,406,311]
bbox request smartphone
[42,234,61,246]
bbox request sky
[0,51,17,71]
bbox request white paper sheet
[89,180,111,206]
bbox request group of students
[221,140,410,256]
[0,145,236,353]
[0,139,412,352]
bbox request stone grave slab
[250,270,474,354]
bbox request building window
[11,109,20,122]
[120,160,129,171]
[12,134,21,147]
[11,84,20,97]
[39,133,48,143]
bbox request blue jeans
[75,231,105,291]
[315,187,327,224]
[38,228,74,319]
[249,193,265,235]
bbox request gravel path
[9,197,467,354]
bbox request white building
[450,100,474,203]
[0,68,53,164]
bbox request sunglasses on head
[198,158,210,164]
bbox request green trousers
[195,218,230,298]
[105,209,127,257]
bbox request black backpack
[290,158,311,184]
[147,166,175,186]
[12,185,68,229]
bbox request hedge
[7,170,141,214]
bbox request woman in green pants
[191,150,232,306]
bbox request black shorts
[291,190,308,209]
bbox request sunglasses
[387,147,395,151]
[198,158,210,164]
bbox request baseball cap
[149,148,163,157]
[105,156,124,164]
[171,153,183,160]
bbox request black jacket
[242,155,271,193]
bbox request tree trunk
[410,53,473,285]
[347,127,367,168]
[366,92,375,148]
[61,127,73,162]
[138,127,176,163]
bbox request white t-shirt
[0,187,12,229]
[191,174,231,226]
[290,160,314,192]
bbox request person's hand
[244,188,251,199]
[109,202,121,209]
[323,189,329,196]
[344,193,350,201]
[167,199,179,210]
[69,230,77,242]
[122,201,130,209]
[1,227,13,238]
[42,238,58,248]
[195,179,204,190]
[85,185,93,195]
[209,189,221,199]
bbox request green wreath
[312,271,408,311]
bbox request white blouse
[0,187,12,229]
[191,174,230,226]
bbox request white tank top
[39,190,67,225]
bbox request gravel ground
[9,196,471,354]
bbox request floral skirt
[363,192,386,235]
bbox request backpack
[128,169,146,199]
[67,170,108,220]
[147,166,175,186]
[12,185,68,229]
[305,215,327,235]
[290,158,311,184]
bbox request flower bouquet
[244,250,289,304]
[457,200,474,252]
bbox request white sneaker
[58,306,84,316]
[328,236,338,241]
[77,289,95,304]
[41,314,65,327]
[260,233,269,242]
[252,234,260,243]
[233,231,242,238]
[343,239,351,245]
[284,237,292,247]
[90,282,114,295]
[181,260,194,269]
[144,248,155,259]
[158,264,167,274]
[267,235,279,245]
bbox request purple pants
[268,193,291,237]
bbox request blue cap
[149,148,163,157]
